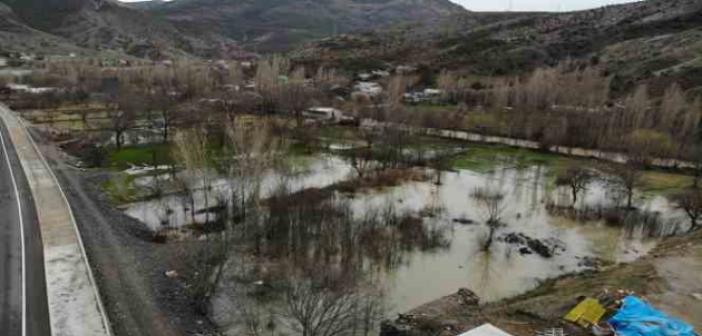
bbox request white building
[303,107,355,124]
[353,81,383,96]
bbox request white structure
[372,69,390,77]
[358,73,373,81]
[303,107,355,124]
[354,81,383,96]
[403,88,444,103]
[424,88,443,96]
[7,83,57,94]
[458,324,514,336]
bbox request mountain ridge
[294,0,702,94]
[139,0,469,52]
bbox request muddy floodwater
[342,167,666,311]
[124,155,355,230]
[121,153,688,334]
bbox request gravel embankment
[32,130,218,336]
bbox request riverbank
[381,229,702,336]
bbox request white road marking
[0,124,26,336]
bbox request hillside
[0,0,232,59]
[0,2,86,55]
[295,0,702,93]
[0,0,469,58]
[139,0,468,52]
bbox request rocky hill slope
[138,0,468,52]
[0,0,233,58]
[0,0,467,58]
[295,0,702,93]
[0,2,85,55]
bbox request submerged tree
[555,165,593,206]
[173,127,211,225]
[672,188,702,232]
[603,162,642,210]
[471,187,506,251]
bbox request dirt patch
[336,168,431,193]
[648,244,702,330]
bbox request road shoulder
[0,105,111,336]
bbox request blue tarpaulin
[608,296,697,336]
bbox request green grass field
[107,143,173,169]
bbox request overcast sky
[118,0,642,12]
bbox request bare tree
[470,187,506,251]
[282,67,316,127]
[691,146,702,188]
[256,56,290,114]
[173,127,211,225]
[108,90,140,149]
[672,188,702,232]
[147,87,182,143]
[215,90,260,129]
[555,165,593,206]
[284,279,383,336]
[603,162,642,210]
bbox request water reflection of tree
[283,278,385,336]
[467,243,515,303]
[254,189,450,277]
[471,187,507,251]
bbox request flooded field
[124,155,355,230]
[116,149,689,335]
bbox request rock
[503,232,525,244]
[527,238,553,258]
[578,256,603,269]
[519,247,533,255]
[457,288,480,306]
[165,270,179,278]
[397,314,415,324]
[452,218,475,225]
[380,320,415,336]
[692,293,702,300]
[500,232,557,258]
[440,320,459,331]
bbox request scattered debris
[564,297,606,328]
[457,288,480,306]
[457,323,514,336]
[576,256,605,269]
[609,296,696,336]
[591,322,615,336]
[500,232,565,258]
[535,328,566,336]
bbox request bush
[81,145,107,168]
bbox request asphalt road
[0,117,50,336]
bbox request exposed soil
[381,230,702,336]
[30,129,218,336]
